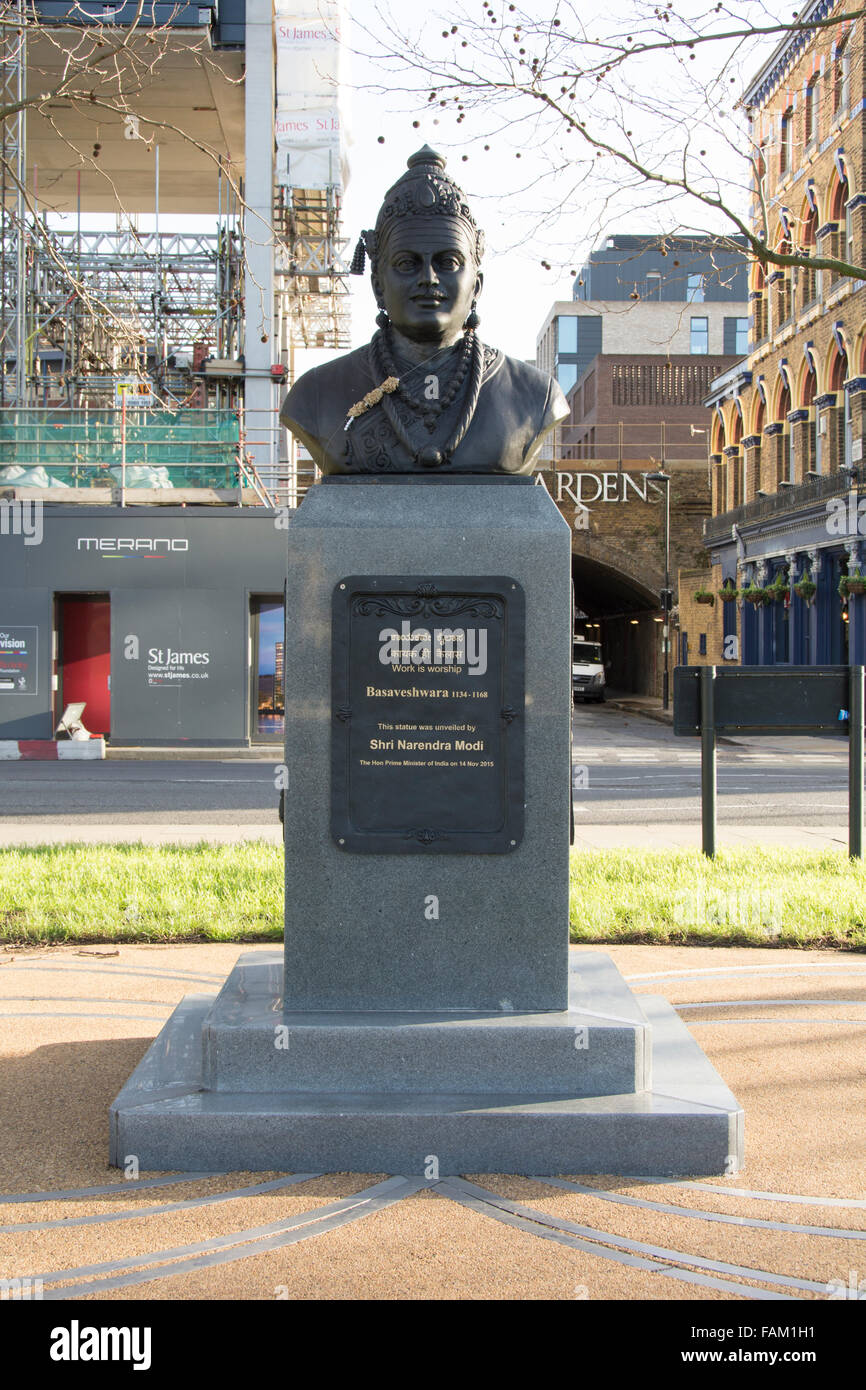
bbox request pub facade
[682,0,866,671]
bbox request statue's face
[373,219,482,344]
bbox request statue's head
[353,148,485,346]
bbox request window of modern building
[723,317,749,355]
[554,314,586,397]
[558,316,578,353]
[805,77,819,144]
[557,362,579,394]
[645,271,662,301]
[686,273,704,303]
[690,316,709,354]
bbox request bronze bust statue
[280,147,569,475]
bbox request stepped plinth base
[110,953,742,1177]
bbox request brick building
[562,355,734,464]
[682,0,866,671]
[535,236,748,696]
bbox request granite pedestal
[111,481,743,1176]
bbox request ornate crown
[349,147,486,275]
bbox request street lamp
[647,470,672,711]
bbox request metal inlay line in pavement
[627,965,866,983]
[685,1016,866,1027]
[0,1011,172,1022]
[37,1177,423,1299]
[675,999,866,1010]
[652,1182,866,1209]
[0,996,176,1009]
[537,1177,866,1239]
[3,966,227,984]
[0,1175,215,1205]
[435,1180,802,1299]
[0,1173,320,1234]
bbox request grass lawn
[0,843,864,948]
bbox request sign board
[331,576,525,854]
[114,379,154,406]
[674,664,850,736]
[0,626,37,694]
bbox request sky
[339,3,573,361]
[298,0,785,372]
[298,0,582,371]
[38,0,789,374]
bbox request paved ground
[1,941,863,1301]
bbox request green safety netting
[0,410,240,488]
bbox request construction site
[1,0,351,509]
[0,0,352,747]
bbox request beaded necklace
[368,328,485,469]
[377,327,473,433]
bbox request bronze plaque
[331,576,525,853]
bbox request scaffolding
[0,0,27,407]
[1,172,244,409]
[276,184,351,354]
[1,2,352,505]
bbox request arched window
[776,379,793,484]
[805,74,820,145]
[829,173,850,276]
[752,396,765,494]
[711,414,726,511]
[829,344,851,470]
[780,106,794,175]
[833,35,851,116]
[802,363,819,474]
[751,261,768,341]
[772,228,792,326]
[730,409,744,506]
[800,203,818,307]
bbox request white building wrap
[274,0,349,190]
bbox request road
[571,702,852,826]
[0,704,854,838]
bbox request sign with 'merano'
[331,576,525,854]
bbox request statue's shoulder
[284,345,374,413]
[487,349,570,426]
[280,345,376,463]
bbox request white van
[572,637,605,703]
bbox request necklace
[377,328,473,432]
[370,329,485,468]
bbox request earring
[376,308,390,329]
[464,300,480,331]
